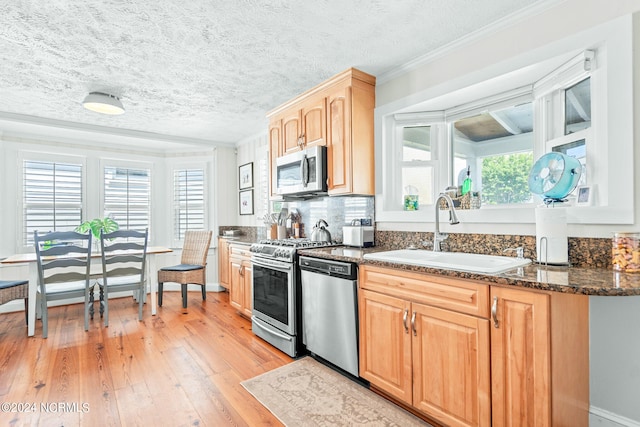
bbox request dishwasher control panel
[299,256,357,280]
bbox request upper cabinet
[267,68,375,197]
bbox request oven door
[251,256,296,336]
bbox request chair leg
[181,284,188,309]
[201,284,206,301]
[41,297,48,339]
[103,286,109,327]
[99,286,105,318]
[138,286,144,321]
[89,285,95,320]
[158,282,163,307]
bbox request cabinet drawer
[359,265,490,318]
[229,244,251,259]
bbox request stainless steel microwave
[276,145,327,197]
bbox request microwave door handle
[301,154,309,187]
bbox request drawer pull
[411,311,417,336]
[403,309,409,334]
[492,296,499,328]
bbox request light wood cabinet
[277,96,326,155]
[229,244,252,318]
[359,266,491,427]
[326,73,375,195]
[217,237,230,289]
[267,68,375,198]
[359,265,590,427]
[489,286,589,427]
[268,120,281,197]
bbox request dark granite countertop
[297,246,640,296]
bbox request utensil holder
[277,225,287,240]
[269,224,278,239]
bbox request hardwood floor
[0,291,291,426]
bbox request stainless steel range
[250,239,336,357]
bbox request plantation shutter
[23,160,83,245]
[173,168,205,240]
[104,167,150,231]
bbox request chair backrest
[180,230,212,266]
[34,230,92,293]
[100,228,149,283]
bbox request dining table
[1,246,172,337]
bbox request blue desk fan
[528,152,582,203]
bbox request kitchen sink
[363,249,531,274]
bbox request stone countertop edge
[296,247,640,296]
[218,235,255,245]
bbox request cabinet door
[218,238,230,288]
[326,85,352,194]
[268,120,281,197]
[490,287,550,427]
[412,303,491,427]
[229,256,244,312]
[359,289,412,405]
[300,97,326,148]
[282,110,302,154]
[242,260,253,318]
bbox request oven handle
[252,316,293,341]
[251,257,293,273]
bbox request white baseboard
[591,406,640,427]
[0,283,228,314]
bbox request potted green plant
[75,217,120,240]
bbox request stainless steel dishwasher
[299,255,359,377]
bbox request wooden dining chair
[34,230,94,338]
[0,279,29,324]
[158,230,212,308]
[97,228,148,327]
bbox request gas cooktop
[251,239,338,262]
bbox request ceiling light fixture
[82,92,125,115]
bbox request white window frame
[170,161,209,247]
[376,111,446,222]
[17,151,87,251]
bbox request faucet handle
[504,247,525,259]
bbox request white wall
[235,132,269,227]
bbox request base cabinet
[359,266,491,427]
[229,244,252,318]
[359,265,589,427]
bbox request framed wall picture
[239,162,253,190]
[239,189,254,215]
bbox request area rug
[241,357,432,426]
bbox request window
[23,160,83,244]
[173,168,205,240]
[451,101,534,205]
[564,77,591,135]
[104,166,150,231]
[401,126,435,206]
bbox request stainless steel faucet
[434,193,460,252]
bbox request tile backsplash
[275,195,375,241]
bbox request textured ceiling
[0,0,546,147]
